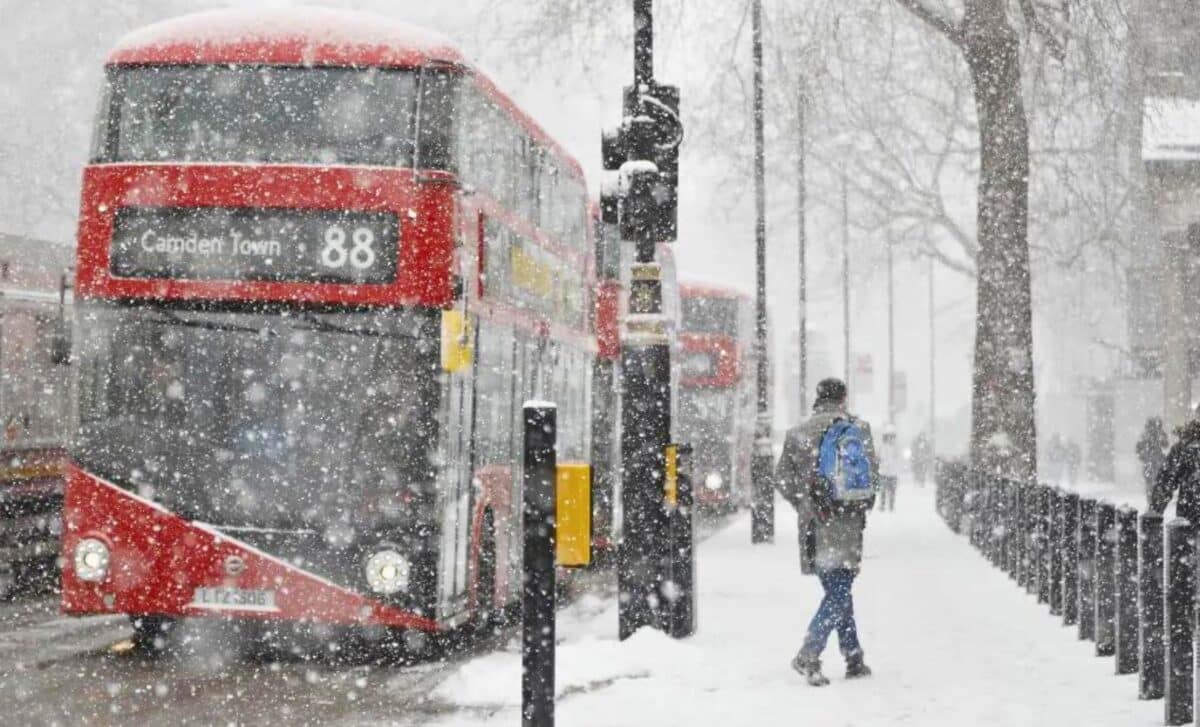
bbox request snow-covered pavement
[425,483,1164,726]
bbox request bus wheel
[473,512,498,634]
[129,615,177,654]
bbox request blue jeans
[800,568,862,659]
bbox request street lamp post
[750,0,774,543]
[929,255,936,457]
[841,175,850,389]
[797,78,808,419]
[888,233,895,426]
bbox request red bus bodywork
[678,282,754,510]
[63,8,598,633]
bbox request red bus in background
[677,282,754,512]
[0,235,73,595]
[62,8,609,650]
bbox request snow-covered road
[426,483,1164,726]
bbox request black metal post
[1078,498,1097,641]
[522,404,557,727]
[1016,484,1031,588]
[967,473,981,551]
[1003,487,1012,578]
[1139,513,1165,700]
[1095,501,1117,656]
[667,444,696,638]
[619,331,671,639]
[1061,492,1080,626]
[1037,486,1052,605]
[1049,489,1064,615]
[1115,506,1140,674]
[1164,519,1195,725]
[995,480,1009,568]
[749,0,774,544]
[615,0,677,641]
[989,479,1003,565]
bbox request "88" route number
[321,225,377,270]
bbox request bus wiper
[298,312,419,340]
[150,309,277,337]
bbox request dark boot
[791,653,830,687]
[845,652,872,679]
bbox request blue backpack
[818,419,874,503]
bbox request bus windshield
[681,297,739,337]
[71,301,440,532]
[95,65,420,166]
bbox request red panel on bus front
[75,164,454,308]
[680,332,740,389]
[60,466,439,631]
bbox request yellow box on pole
[664,444,678,508]
[440,309,473,373]
[556,463,592,567]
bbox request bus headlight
[73,538,110,582]
[704,472,725,490]
[364,549,410,595]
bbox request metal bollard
[665,444,696,639]
[1164,519,1195,725]
[1038,486,1052,605]
[1139,513,1165,700]
[1006,484,1021,578]
[1061,492,1080,626]
[998,481,1012,569]
[1018,484,1033,589]
[1094,502,1117,656]
[522,403,557,727]
[1114,507,1139,674]
[1049,489,1064,615]
[1078,498,1097,641]
[989,478,1000,560]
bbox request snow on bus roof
[680,279,751,301]
[107,8,586,184]
[109,7,464,66]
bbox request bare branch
[892,0,962,45]
[1018,0,1067,61]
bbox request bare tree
[890,0,1076,480]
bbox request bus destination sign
[110,206,400,284]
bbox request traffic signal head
[599,82,681,243]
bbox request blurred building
[1088,1,1200,486]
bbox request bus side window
[418,68,456,172]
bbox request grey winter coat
[775,401,879,573]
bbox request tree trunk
[961,0,1038,482]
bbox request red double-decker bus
[62,8,608,649]
[677,282,754,512]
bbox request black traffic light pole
[749,0,774,544]
[606,0,683,641]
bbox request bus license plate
[191,586,278,612]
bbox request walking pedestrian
[911,432,931,487]
[775,377,877,686]
[1149,408,1200,523]
[878,425,899,511]
[1137,417,1169,505]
